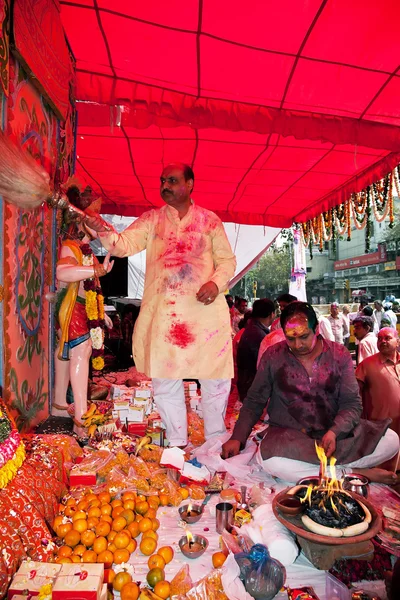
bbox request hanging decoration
[299,168,397,255]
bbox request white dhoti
[152,378,231,446]
[257,428,399,483]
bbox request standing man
[87,163,236,447]
[373,300,384,331]
[231,297,249,334]
[383,302,398,330]
[356,328,400,440]
[353,316,378,365]
[328,302,348,344]
[342,305,351,348]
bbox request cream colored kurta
[99,204,236,379]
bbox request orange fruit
[121,509,135,525]
[64,530,81,548]
[144,508,157,519]
[108,569,116,585]
[81,530,96,548]
[154,581,171,599]
[158,546,174,564]
[148,500,159,511]
[111,499,123,508]
[123,499,135,511]
[77,499,89,511]
[120,581,140,600]
[138,517,153,533]
[148,495,160,508]
[112,516,127,532]
[85,493,98,503]
[73,544,86,557]
[98,492,111,504]
[135,514,143,523]
[143,530,158,542]
[128,522,140,538]
[57,522,73,539]
[135,501,149,515]
[64,506,76,518]
[56,557,72,564]
[113,548,130,564]
[96,521,111,537]
[97,550,114,568]
[87,517,100,529]
[113,570,132,592]
[101,514,113,524]
[89,499,101,508]
[179,487,189,500]
[212,551,227,568]
[114,532,130,549]
[87,507,101,519]
[73,519,88,533]
[71,555,82,563]
[148,554,166,570]
[127,539,137,554]
[159,494,169,507]
[108,542,117,553]
[53,516,64,531]
[137,494,146,502]
[147,567,165,588]
[58,503,65,513]
[72,510,87,521]
[112,506,125,519]
[122,491,136,502]
[151,518,160,531]
[81,550,97,563]
[93,536,108,554]
[100,504,112,516]
[58,545,73,558]
[140,537,157,556]
[66,497,77,506]
[108,530,117,542]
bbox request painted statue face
[160,165,192,208]
[377,328,398,356]
[283,314,317,356]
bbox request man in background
[231,297,249,333]
[328,302,348,344]
[353,315,378,365]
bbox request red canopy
[60,1,400,226]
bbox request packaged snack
[188,484,206,501]
[287,586,321,599]
[170,564,193,598]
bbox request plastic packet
[170,564,193,599]
[186,569,228,600]
[128,455,152,478]
[188,485,206,501]
[234,544,285,600]
[161,479,183,506]
[148,469,168,490]
[221,531,242,555]
[138,446,163,463]
[249,483,274,508]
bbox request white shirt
[358,332,378,365]
[318,316,335,341]
[328,314,348,344]
[384,309,398,330]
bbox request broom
[0,129,85,221]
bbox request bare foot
[355,467,399,485]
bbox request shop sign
[384,261,397,271]
[334,245,387,271]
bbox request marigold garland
[0,440,26,489]
[299,166,397,254]
[81,244,105,371]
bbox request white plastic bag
[193,433,256,479]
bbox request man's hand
[196,281,219,305]
[321,430,337,458]
[103,252,114,274]
[221,439,241,459]
[84,214,113,233]
[104,314,113,329]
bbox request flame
[308,444,344,514]
[186,530,194,545]
[315,442,327,481]
[187,503,193,515]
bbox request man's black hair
[362,306,373,317]
[183,164,195,184]
[252,298,275,319]
[353,315,374,332]
[277,293,297,304]
[280,301,318,332]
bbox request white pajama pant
[152,378,230,446]
[257,428,399,483]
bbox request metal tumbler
[216,502,234,533]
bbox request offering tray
[273,488,382,570]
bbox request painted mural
[0,0,9,96]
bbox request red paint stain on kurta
[168,322,195,348]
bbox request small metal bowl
[179,534,208,559]
[276,494,304,516]
[178,504,203,524]
[296,476,320,487]
[343,473,369,498]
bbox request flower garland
[0,403,26,489]
[299,166,396,254]
[38,582,52,600]
[81,243,105,371]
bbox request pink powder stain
[168,321,195,349]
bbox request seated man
[236,299,275,401]
[353,315,378,365]
[222,302,399,484]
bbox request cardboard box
[127,423,147,436]
[99,584,107,600]
[160,447,185,471]
[180,461,211,485]
[8,562,62,598]
[134,388,152,399]
[52,564,104,600]
[127,406,145,423]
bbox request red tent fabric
[60,1,400,226]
